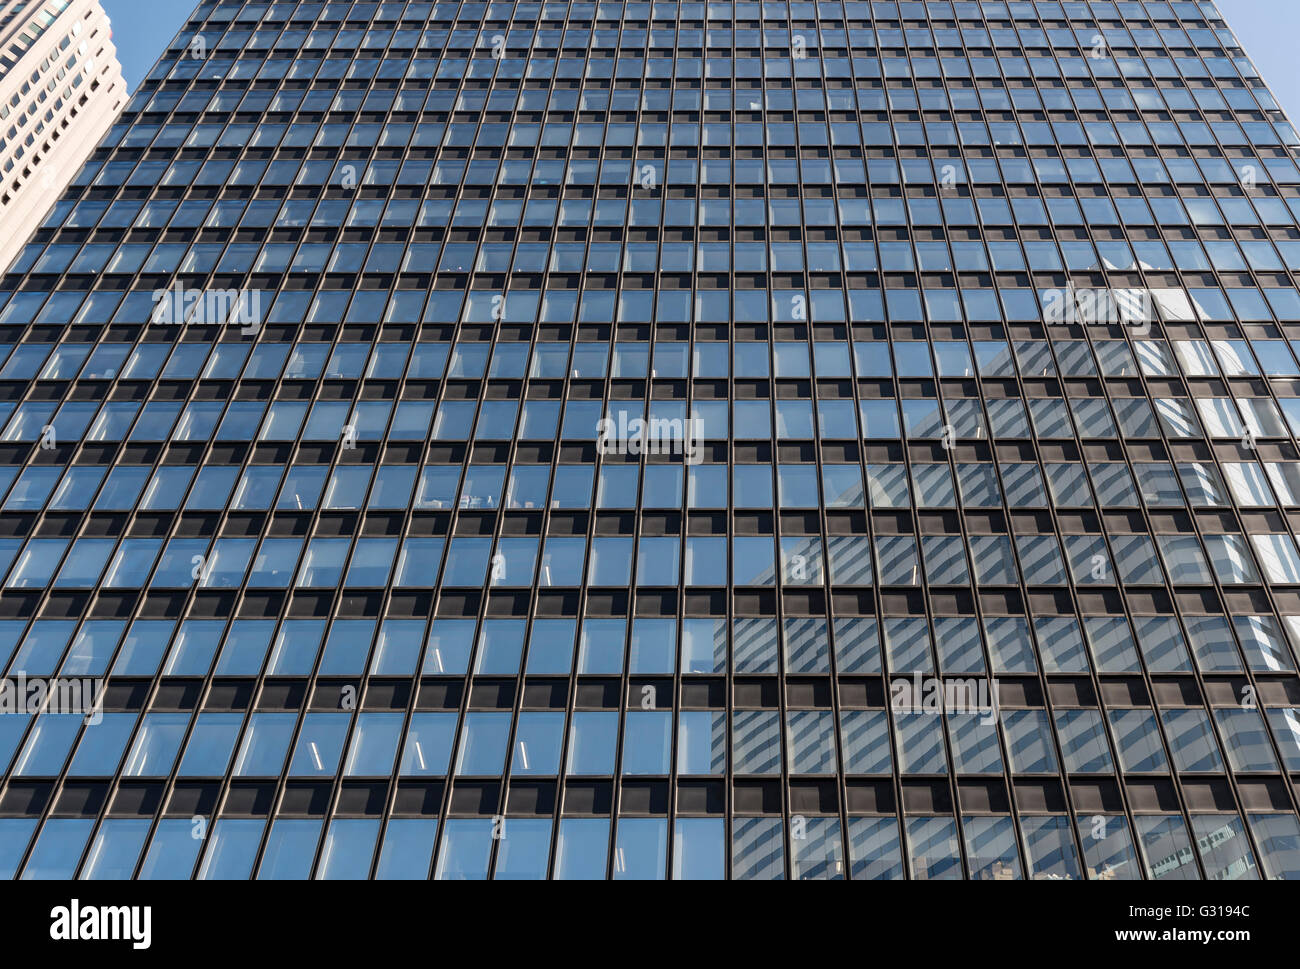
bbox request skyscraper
[0,0,126,273]
[0,0,1299,881]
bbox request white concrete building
[0,0,125,272]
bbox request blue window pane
[13,714,83,776]
[614,818,668,880]
[316,819,381,879]
[21,819,94,879]
[494,818,553,880]
[121,713,189,777]
[375,820,439,880]
[177,713,244,776]
[343,713,404,776]
[399,713,457,777]
[257,819,323,880]
[0,819,37,879]
[67,713,137,777]
[434,819,494,880]
[197,819,267,880]
[232,713,296,776]
[672,818,725,880]
[138,820,201,879]
[81,819,152,879]
[454,713,511,776]
[554,819,609,879]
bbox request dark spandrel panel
[0,0,1298,879]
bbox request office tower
[0,0,126,274]
[2,0,1300,881]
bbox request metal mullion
[111,428,307,880]
[1075,313,1289,879]
[514,5,583,884]
[907,91,1016,879]
[1027,284,1216,880]
[775,335,807,882]
[386,368,475,880]
[543,331,603,878]
[1046,21,1256,879]
[194,368,367,880]
[936,300,1047,879]
[838,319,898,880]
[87,315,301,878]
[659,475,684,881]
[878,28,965,876]
[479,319,540,880]
[908,335,976,880]
[695,328,729,877]
[222,300,399,877]
[704,324,735,881]
[1171,42,1300,853]
[868,97,975,874]
[967,427,1090,885]
[416,361,503,879]
[1011,163,1159,879]
[944,306,1097,879]
[761,331,795,880]
[939,413,1030,879]
[842,276,912,880]
[1073,107,1300,870]
[606,317,653,881]
[315,333,425,880]
[804,340,853,881]
[1001,42,1226,869]
[78,362,270,876]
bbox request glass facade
[0,0,1298,880]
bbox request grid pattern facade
[0,0,126,273]
[0,0,1297,880]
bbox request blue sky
[102,0,190,91]
[101,0,1300,125]
[1217,0,1300,125]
